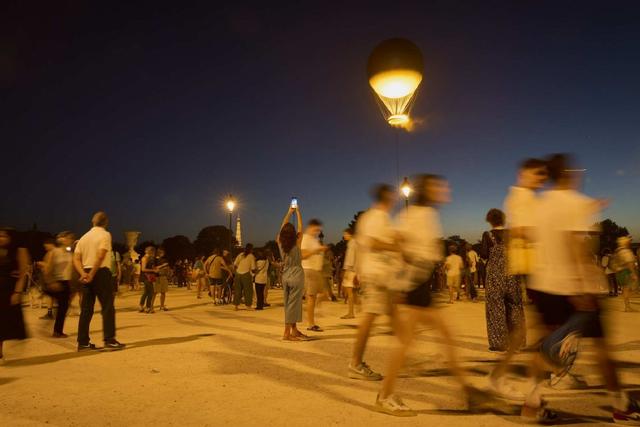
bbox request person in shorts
[301,219,327,332]
[444,245,463,303]
[348,184,399,381]
[205,248,230,305]
[375,174,481,416]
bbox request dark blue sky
[2,1,639,245]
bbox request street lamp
[401,177,412,210]
[225,195,235,251]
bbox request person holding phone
[277,202,308,341]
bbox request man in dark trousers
[73,211,125,352]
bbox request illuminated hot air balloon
[367,38,424,127]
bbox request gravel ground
[1,286,639,426]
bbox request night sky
[2,1,639,245]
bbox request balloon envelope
[367,38,424,126]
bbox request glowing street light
[401,177,412,209]
[367,38,424,128]
[225,194,236,251]
[226,198,236,213]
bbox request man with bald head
[73,212,125,351]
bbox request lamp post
[225,195,235,252]
[401,177,412,210]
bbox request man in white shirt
[73,212,125,352]
[301,219,327,331]
[521,154,640,424]
[348,184,399,381]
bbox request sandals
[521,400,558,424]
[307,325,324,332]
[292,333,311,341]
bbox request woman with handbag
[375,175,482,416]
[139,246,158,313]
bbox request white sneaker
[488,376,526,401]
[375,394,417,417]
[348,362,383,381]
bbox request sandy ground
[1,286,639,426]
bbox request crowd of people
[1,153,640,424]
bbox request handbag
[507,237,535,275]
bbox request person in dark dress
[0,228,29,362]
[481,209,526,353]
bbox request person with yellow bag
[503,158,548,299]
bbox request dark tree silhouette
[598,219,630,253]
[112,242,127,255]
[348,211,365,233]
[162,235,195,264]
[263,240,281,261]
[193,226,235,257]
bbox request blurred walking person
[349,184,398,381]
[504,158,548,303]
[302,219,328,332]
[139,246,158,313]
[233,244,256,311]
[376,175,484,416]
[73,212,125,351]
[340,228,358,319]
[0,228,29,363]
[277,206,308,341]
[521,154,640,424]
[42,232,74,338]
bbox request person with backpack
[233,244,257,311]
[205,248,230,305]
